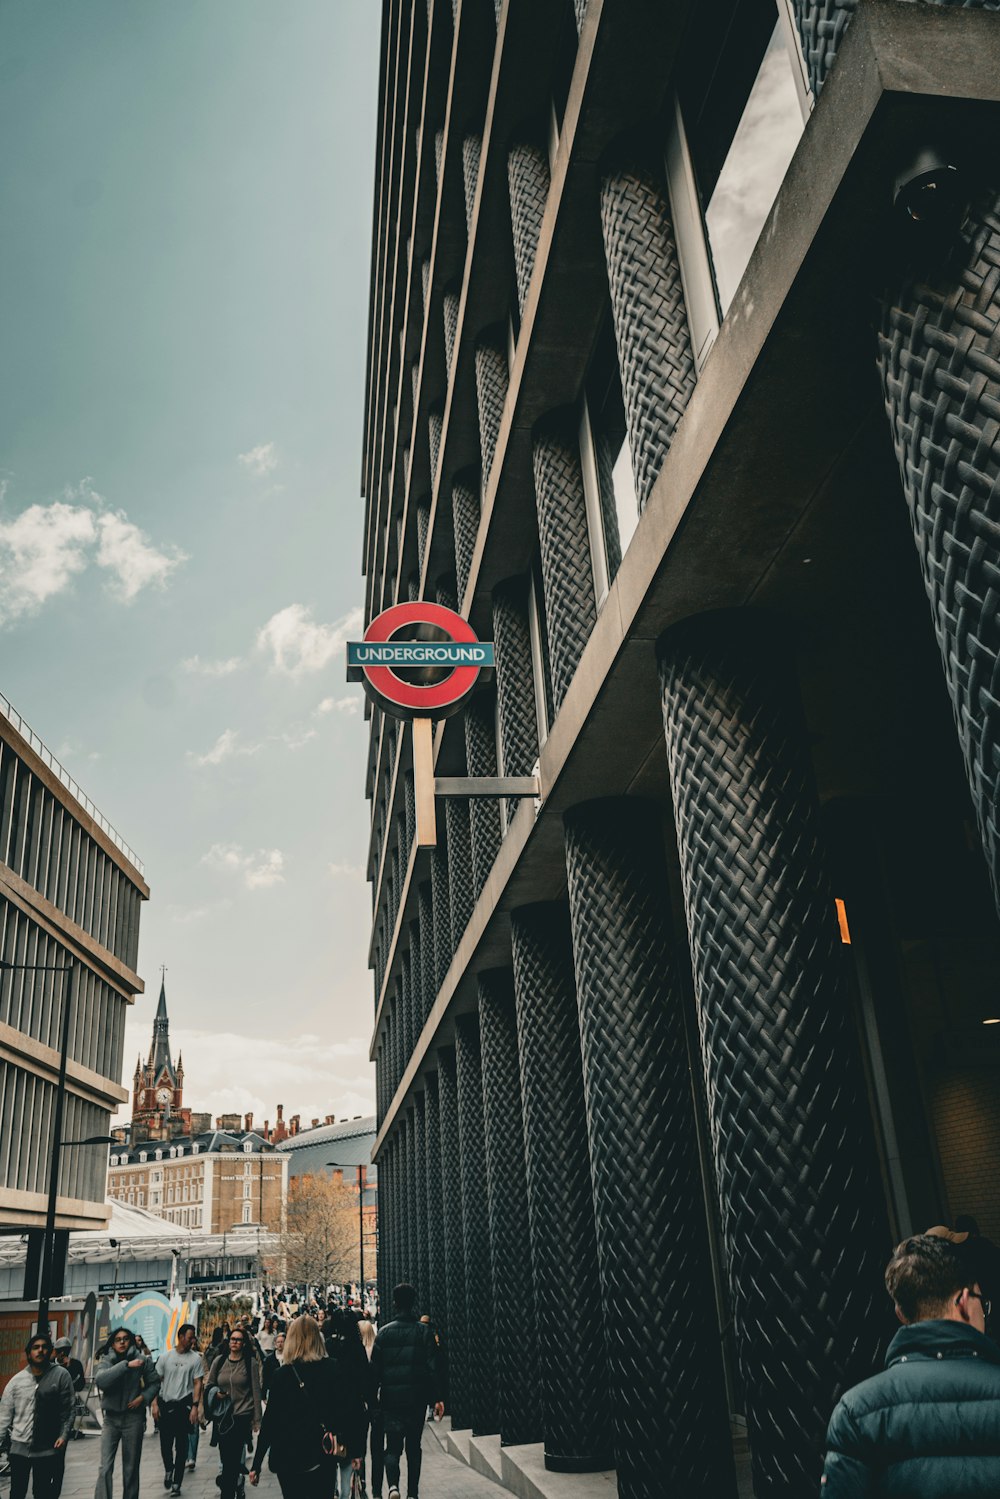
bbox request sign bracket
[411,718,539,848]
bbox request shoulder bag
[290,1363,347,1459]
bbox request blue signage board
[347,641,494,669]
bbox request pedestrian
[262,1334,284,1401]
[0,1333,73,1499]
[257,1319,276,1356]
[152,1324,203,1497]
[204,1327,261,1499]
[325,1309,370,1499]
[93,1327,161,1499]
[822,1232,1000,1493]
[248,1315,364,1499]
[370,1285,443,1499]
[358,1317,381,1499]
[52,1339,84,1395]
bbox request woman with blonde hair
[249,1317,366,1499]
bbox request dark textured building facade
[360,3,1000,1495]
[0,693,146,1236]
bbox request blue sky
[0,0,381,1125]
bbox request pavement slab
[56,1421,506,1499]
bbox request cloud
[257,603,362,678]
[0,482,185,626]
[95,510,186,600]
[165,899,233,925]
[201,842,285,890]
[190,729,260,767]
[316,694,361,717]
[238,442,278,478]
[120,1024,374,1125]
[329,861,364,883]
[281,728,317,751]
[181,655,243,677]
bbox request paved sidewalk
[55,1421,503,1498]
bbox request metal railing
[0,691,145,876]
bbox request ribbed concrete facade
[0,696,146,1232]
[361,4,1000,1494]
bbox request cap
[924,1225,970,1245]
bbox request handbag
[290,1363,347,1459]
[350,1470,368,1497]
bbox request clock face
[139,1090,146,1104]
[156,1088,171,1104]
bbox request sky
[0,1,382,1127]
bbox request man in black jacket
[370,1284,443,1499]
[822,1232,1000,1495]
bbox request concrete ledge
[499,1443,617,1499]
[444,1426,472,1465]
[469,1433,505,1486]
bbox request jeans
[333,1455,353,1497]
[384,1412,424,1499]
[187,1425,200,1466]
[10,1454,61,1499]
[94,1409,145,1499]
[369,1408,384,1496]
[158,1398,193,1488]
[217,1413,254,1499]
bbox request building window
[243,1141,253,1154]
[138,1152,147,1164]
[527,565,554,748]
[192,1144,199,1155]
[242,1203,252,1224]
[580,325,638,599]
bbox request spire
[148,971,175,1084]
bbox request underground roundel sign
[346,602,494,721]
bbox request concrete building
[107,1130,288,1235]
[360,3,1000,1496]
[0,691,146,1240]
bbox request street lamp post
[326,1162,366,1301]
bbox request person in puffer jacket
[94,1327,161,1499]
[821,1232,1000,1496]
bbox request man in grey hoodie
[93,1328,161,1499]
[0,1332,74,1499]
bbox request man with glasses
[822,1231,1000,1494]
[94,1327,161,1499]
[0,1333,73,1499]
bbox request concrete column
[464,695,502,895]
[492,578,540,823]
[445,798,475,948]
[531,412,598,711]
[418,881,436,1030]
[452,473,481,604]
[508,138,551,315]
[658,612,888,1496]
[475,334,509,488]
[443,287,461,377]
[423,1072,449,1339]
[563,798,736,1498]
[438,1048,471,1430]
[455,1012,500,1436]
[431,829,452,993]
[600,151,696,510]
[462,133,482,233]
[477,970,543,1448]
[510,904,612,1472]
[878,186,1000,916]
[413,1092,430,1309]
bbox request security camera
[893,148,963,226]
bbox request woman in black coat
[249,1316,366,1499]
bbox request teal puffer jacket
[821,1320,1000,1496]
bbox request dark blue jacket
[821,1320,1000,1495]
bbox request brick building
[107,1129,288,1235]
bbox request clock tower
[131,973,191,1143]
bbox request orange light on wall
[835,898,852,945]
[983,1017,1000,1026]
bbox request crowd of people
[2,1223,997,1498]
[40,1279,441,1499]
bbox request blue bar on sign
[347,642,495,668]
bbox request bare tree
[272,1174,358,1288]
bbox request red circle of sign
[362,602,482,712]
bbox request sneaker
[388,1489,401,1499]
[171,1489,182,1497]
[186,1462,196,1471]
[165,1477,173,1491]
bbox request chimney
[276,1104,284,1121]
[264,1120,270,1140]
[245,1112,253,1132]
[311,1118,320,1129]
[290,1114,300,1136]
[325,1115,335,1125]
